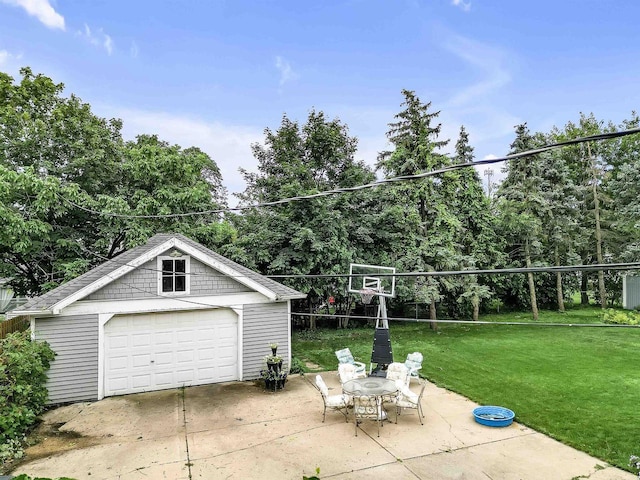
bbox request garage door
[104,309,238,396]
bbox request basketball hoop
[359,288,376,304]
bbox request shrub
[289,356,306,375]
[0,331,55,466]
[602,308,640,326]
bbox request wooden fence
[0,315,30,339]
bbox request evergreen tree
[496,124,546,320]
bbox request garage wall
[87,255,252,301]
[242,302,289,379]
[623,275,640,309]
[34,314,99,404]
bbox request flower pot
[267,360,283,372]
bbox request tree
[377,90,456,328]
[551,114,617,307]
[450,126,502,319]
[496,124,546,320]
[0,68,232,294]
[229,110,377,327]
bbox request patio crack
[182,386,193,480]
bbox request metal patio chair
[314,375,351,422]
[404,351,423,382]
[338,362,359,385]
[385,362,410,389]
[353,394,387,437]
[395,379,427,425]
[335,348,367,378]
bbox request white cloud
[130,41,139,59]
[441,33,511,107]
[103,34,113,56]
[451,0,471,12]
[77,23,114,55]
[275,55,299,86]
[0,0,65,30]
[100,107,264,202]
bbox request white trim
[172,239,278,301]
[287,300,292,368]
[97,313,115,400]
[51,239,181,314]
[623,274,628,309]
[156,255,191,296]
[61,292,269,317]
[48,237,281,314]
[30,317,35,340]
[231,306,243,380]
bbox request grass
[292,306,640,471]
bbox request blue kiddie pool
[473,406,515,427]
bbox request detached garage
[10,233,305,404]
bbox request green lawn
[292,307,640,472]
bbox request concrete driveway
[12,374,634,480]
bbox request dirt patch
[9,419,107,472]
[304,361,323,370]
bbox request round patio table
[342,377,398,428]
[342,377,397,397]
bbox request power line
[268,262,640,278]
[292,312,640,328]
[55,127,640,219]
[69,241,640,281]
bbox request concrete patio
[12,373,634,479]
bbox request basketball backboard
[348,263,396,298]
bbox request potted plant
[264,353,283,372]
[260,368,288,391]
[261,343,287,390]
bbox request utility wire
[71,242,640,280]
[292,312,640,328]
[54,127,640,219]
[268,262,640,278]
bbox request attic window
[158,256,190,295]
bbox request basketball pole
[376,295,389,329]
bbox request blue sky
[1,0,639,199]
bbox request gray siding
[625,275,640,309]
[242,302,289,379]
[34,314,99,404]
[190,258,252,295]
[87,257,157,300]
[87,252,251,301]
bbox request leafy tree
[0,68,232,294]
[550,114,618,307]
[229,110,376,326]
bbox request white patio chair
[385,362,410,390]
[404,352,423,382]
[335,348,367,378]
[314,375,350,423]
[353,394,387,437]
[338,363,358,384]
[395,380,426,425]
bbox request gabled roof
[12,233,305,315]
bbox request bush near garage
[602,308,640,325]
[0,331,55,466]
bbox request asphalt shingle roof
[14,233,305,313]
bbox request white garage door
[104,309,238,396]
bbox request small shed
[622,274,640,310]
[9,233,305,404]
